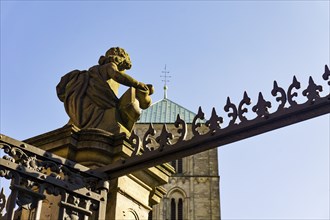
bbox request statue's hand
[146,84,154,95]
[136,82,149,92]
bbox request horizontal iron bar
[96,97,330,179]
[0,134,106,179]
[10,184,46,199]
[0,159,104,201]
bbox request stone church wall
[134,123,220,220]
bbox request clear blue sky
[1,1,329,219]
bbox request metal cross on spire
[160,65,171,99]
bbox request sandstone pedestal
[24,125,174,219]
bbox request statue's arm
[104,63,148,90]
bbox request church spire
[161,64,171,99]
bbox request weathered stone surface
[24,125,174,219]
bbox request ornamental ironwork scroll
[96,65,330,177]
[132,64,330,152]
[0,135,108,220]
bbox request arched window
[167,188,186,220]
[178,198,183,220]
[171,198,176,220]
[169,197,184,220]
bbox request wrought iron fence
[0,135,108,220]
[96,65,330,177]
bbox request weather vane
[160,64,171,99]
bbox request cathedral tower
[135,96,221,220]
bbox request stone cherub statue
[56,47,154,134]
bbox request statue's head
[98,47,132,71]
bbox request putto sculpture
[56,47,154,134]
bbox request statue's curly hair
[98,47,131,69]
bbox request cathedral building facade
[135,97,221,220]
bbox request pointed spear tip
[324,65,330,76]
[309,76,315,83]
[162,123,168,131]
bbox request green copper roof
[137,98,197,124]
